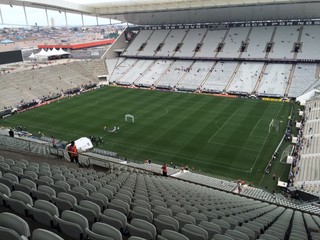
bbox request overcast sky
[0,2,122,27]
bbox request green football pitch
[0,87,292,183]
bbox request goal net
[125,114,135,123]
[269,119,280,134]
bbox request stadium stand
[123,30,153,56]
[134,60,173,87]
[174,29,207,58]
[201,62,238,93]
[195,29,227,58]
[137,30,170,57]
[217,27,251,58]
[2,1,320,239]
[256,63,292,97]
[155,29,188,57]
[297,25,320,60]
[0,151,320,240]
[226,62,263,95]
[156,60,193,89]
[176,61,213,91]
[0,60,105,110]
[293,98,320,194]
[288,64,320,98]
[241,26,274,59]
[267,26,300,59]
[109,24,320,99]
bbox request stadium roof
[1,0,320,25]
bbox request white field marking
[209,141,260,152]
[249,119,270,138]
[3,119,81,138]
[208,108,240,143]
[249,103,285,173]
[146,108,169,120]
[105,138,250,172]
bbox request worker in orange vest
[162,163,168,177]
[67,141,79,163]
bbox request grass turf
[0,86,292,184]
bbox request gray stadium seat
[108,198,130,216]
[213,234,234,240]
[32,185,56,201]
[131,199,151,211]
[4,190,33,215]
[0,212,31,239]
[32,228,63,240]
[0,172,19,190]
[189,212,208,224]
[159,229,189,240]
[181,223,208,240]
[154,214,179,233]
[75,200,101,224]
[100,208,127,233]
[14,178,37,196]
[28,199,59,227]
[85,222,122,240]
[0,182,11,206]
[53,192,77,212]
[225,229,250,240]
[198,220,221,239]
[152,205,173,218]
[127,218,156,240]
[54,210,88,240]
[0,226,25,240]
[130,206,154,222]
[174,213,196,229]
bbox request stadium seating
[0,60,104,110]
[298,25,320,60]
[1,151,320,240]
[217,27,251,58]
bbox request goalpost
[269,119,280,134]
[125,114,135,123]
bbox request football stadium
[0,0,320,239]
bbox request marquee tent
[35,48,71,60]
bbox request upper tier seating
[268,26,300,59]
[155,29,187,57]
[123,30,153,56]
[137,30,170,57]
[174,29,207,58]
[297,25,320,60]
[241,27,274,59]
[195,29,227,58]
[217,27,251,58]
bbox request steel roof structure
[0,0,320,25]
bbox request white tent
[28,52,36,59]
[35,48,71,61]
[35,49,51,60]
[58,48,70,55]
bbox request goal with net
[269,119,280,134]
[125,114,135,123]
